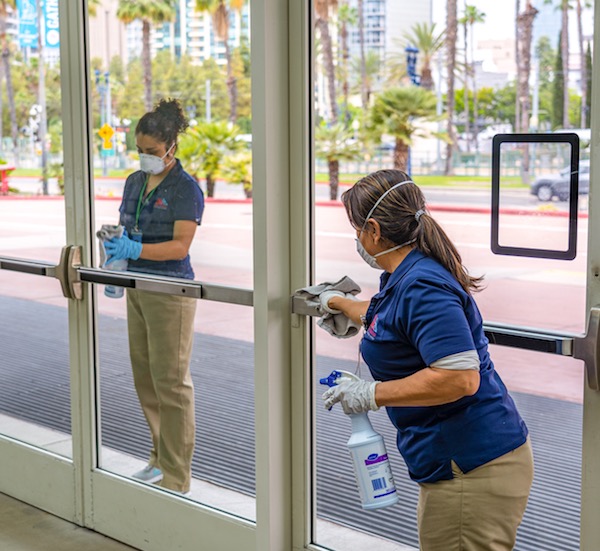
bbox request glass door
[0,0,76,522]
[303,1,600,550]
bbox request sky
[430,0,594,51]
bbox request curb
[0,194,587,218]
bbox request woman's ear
[366,219,382,243]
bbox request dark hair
[135,98,189,145]
[341,168,483,293]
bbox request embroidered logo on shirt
[367,314,379,338]
[154,197,169,209]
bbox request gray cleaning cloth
[294,276,363,338]
[97,224,125,268]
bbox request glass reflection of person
[105,99,204,496]
[322,169,534,550]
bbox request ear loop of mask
[356,179,416,377]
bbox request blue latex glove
[105,232,143,264]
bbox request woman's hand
[105,233,143,263]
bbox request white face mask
[356,180,416,270]
[139,142,175,175]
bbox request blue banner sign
[17,0,38,48]
[44,0,60,49]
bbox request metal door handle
[574,306,600,391]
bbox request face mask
[139,143,175,175]
[356,179,416,270]
[356,235,417,269]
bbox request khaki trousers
[417,438,534,551]
[126,289,197,493]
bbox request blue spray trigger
[319,370,343,388]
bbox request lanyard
[134,175,158,230]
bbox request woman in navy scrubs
[105,99,204,496]
[323,169,533,551]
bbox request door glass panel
[0,271,72,457]
[0,0,70,456]
[311,0,587,547]
[88,2,255,518]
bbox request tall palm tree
[445,0,458,175]
[350,50,380,106]
[117,0,177,112]
[545,0,571,128]
[357,0,368,110]
[459,5,485,152]
[516,2,538,133]
[0,0,17,158]
[401,23,445,91]
[516,2,538,185]
[337,1,357,119]
[368,86,438,171]
[315,0,339,123]
[576,0,592,128]
[195,0,245,124]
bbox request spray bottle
[320,369,399,510]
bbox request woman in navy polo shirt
[105,99,204,497]
[323,169,533,550]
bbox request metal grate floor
[0,296,581,551]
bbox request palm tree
[458,6,485,153]
[576,0,592,128]
[315,0,339,123]
[401,23,445,91]
[117,0,177,112]
[357,0,368,110]
[350,50,380,106]
[445,0,458,175]
[516,2,538,133]
[315,122,362,200]
[337,1,357,119]
[545,0,571,128]
[221,150,252,198]
[178,121,242,198]
[195,0,245,124]
[368,86,439,171]
[0,0,17,158]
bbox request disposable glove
[105,232,143,264]
[322,379,380,414]
[319,289,345,314]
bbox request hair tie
[415,209,425,222]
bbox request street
[0,195,587,403]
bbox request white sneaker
[132,465,163,484]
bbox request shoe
[132,464,163,484]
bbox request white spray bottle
[320,369,399,510]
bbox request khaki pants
[126,289,197,493]
[417,438,534,551]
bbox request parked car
[530,160,590,201]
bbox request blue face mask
[356,180,416,270]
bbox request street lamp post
[405,45,420,175]
[95,70,111,176]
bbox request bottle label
[350,443,397,503]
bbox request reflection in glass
[98,298,255,519]
[91,1,255,516]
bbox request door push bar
[291,295,600,392]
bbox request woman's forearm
[375,367,480,407]
[327,296,370,325]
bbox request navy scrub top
[360,249,528,484]
[119,160,204,279]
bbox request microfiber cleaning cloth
[97,224,125,268]
[294,276,362,339]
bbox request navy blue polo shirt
[118,160,204,279]
[360,249,528,483]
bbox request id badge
[130,228,143,242]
